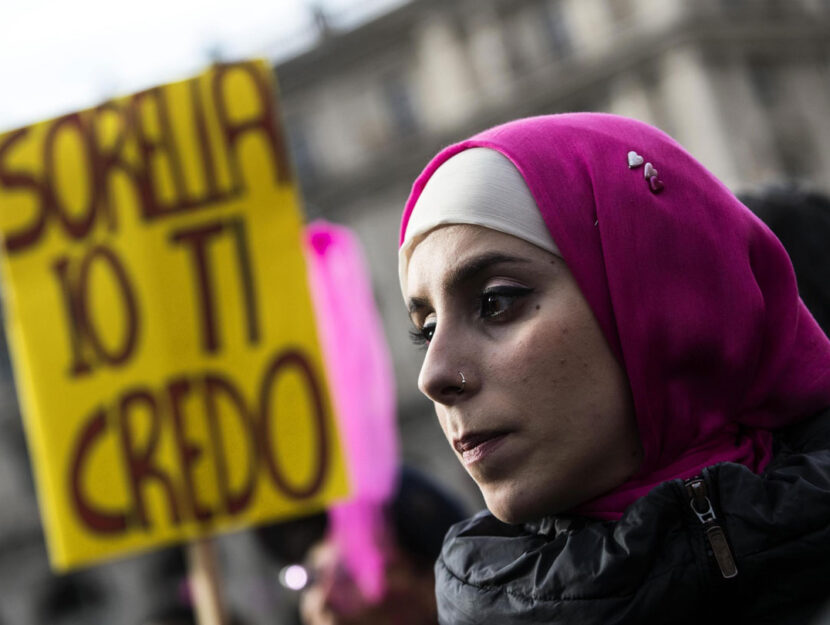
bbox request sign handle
[187,538,227,625]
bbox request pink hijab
[399,113,830,519]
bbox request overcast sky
[0,0,406,131]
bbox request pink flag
[304,220,399,601]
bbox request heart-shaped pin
[648,176,664,193]
[644,162,658,179]
[627,151,644,168]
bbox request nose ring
[458,371,466,393]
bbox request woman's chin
[481,478,595,524]
[488,505,529,525]
[482,487,561,525]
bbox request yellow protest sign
[0,61,348,571]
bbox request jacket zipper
[684,478,738,579]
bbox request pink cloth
[399,113,830,519]
[305,221,399,598]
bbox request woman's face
[406,225,642,523]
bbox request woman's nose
[417,329,471,404]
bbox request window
[382,71,419,137]
[747,59,778,107]
[285,116,317,185]
[607,0,635,24]
[541,1,572,58]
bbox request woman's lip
[454,431,510,466]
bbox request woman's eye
[479,286,533,320]
[408,322,435,347]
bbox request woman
[398,114,830,624]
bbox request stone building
[0,0,828,623]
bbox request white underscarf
[399,147,559,296]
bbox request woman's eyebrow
[408,297,429,314]
[407,253,530,315]
[444,252,530,292]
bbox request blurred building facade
[0,0,829,623]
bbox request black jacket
[436,410,830,624]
